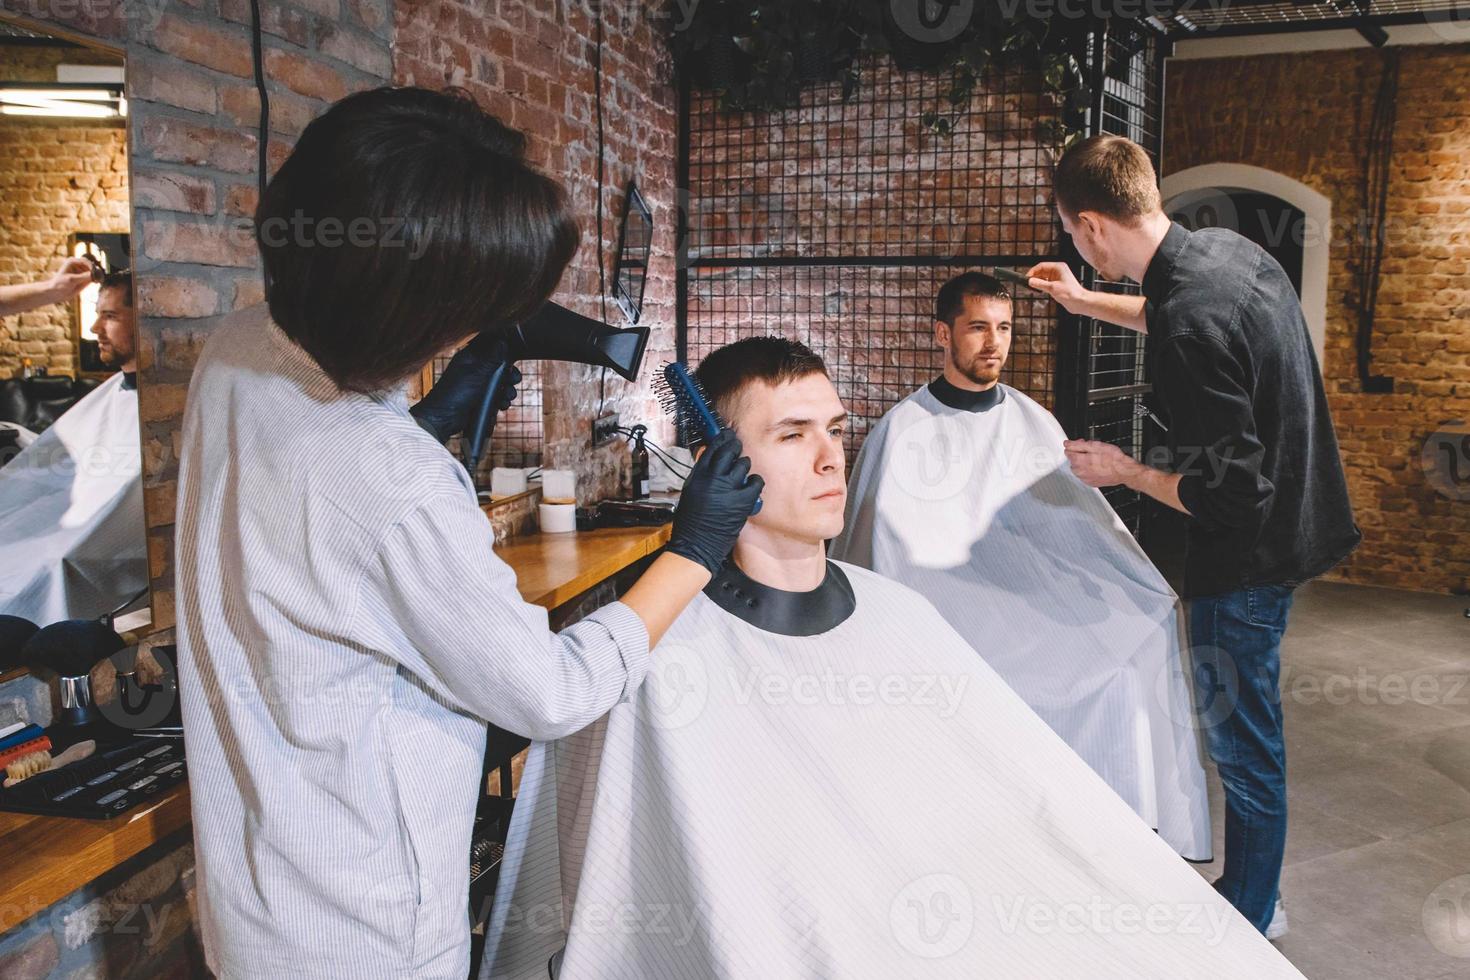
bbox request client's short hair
[1052,134,1162,225]
[257,86,579,393]
[693,336,829,428]
[935,272,1010,326]
[99,269,132,306]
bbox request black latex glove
[666,428,765,576]
[409,331,523,444]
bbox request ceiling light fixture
[0,82,125,118]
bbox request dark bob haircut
[257,86,579,393]
[934,271,1010,326]
[693,336,829,433]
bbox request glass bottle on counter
[630,425,650,499]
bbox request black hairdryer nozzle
[464,303,651,472]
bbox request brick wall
[681,58,1063,460]
[394,0,679,503]
[0,43,127,378]
[0,832,200,980]
[2,0,394,627]
[1167,45,1470,595]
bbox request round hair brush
[654,361,762,515]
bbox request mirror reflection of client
[481,338,1304,979]
[0,271,146,623]
[831,272,1211,863]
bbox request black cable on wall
[1355,48,1399,395]
[248,0,270,200]
[248,0,271,305]
[594,0,610,415]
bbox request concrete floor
[1187,580,1470,979]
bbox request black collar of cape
[704,558,856,636]
[927,375,1005,413]
[120,372,137,391]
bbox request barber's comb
[653,362,761,515]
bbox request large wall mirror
[0,17,143,679]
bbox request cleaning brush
[5,749,54,785]
[654,362,762,514]
[2,739,95,788]
[0,733,50,770]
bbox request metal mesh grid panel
[684,264,1056,463]
[1067,25,1167,535]
[1086,392,1149,528]
[428,354,543,486]
[685,57,1061,265]
[681,55,1066,468]
[1100,27,1162,150]
[679,30,1166,535]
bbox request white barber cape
[0,373,146,623]
[829,382,1212,860]
[480,561,1302,979]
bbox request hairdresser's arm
[369,485,653,741]
[1026,261,1148,334]
[368,429,759,740]
[0,258,93,317]
[618,553,713,649]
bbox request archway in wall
[1161,163,1330,366]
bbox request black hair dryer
[464,302,650,472]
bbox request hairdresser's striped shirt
[174,312,650,980]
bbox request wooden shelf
[0,523,670,936]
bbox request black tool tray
[0,730,186,820]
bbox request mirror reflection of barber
[0,257,108,453]
[0,256,94,319]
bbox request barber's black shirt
[1143,222,1360,598]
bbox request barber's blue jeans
[1188,583,1296,935]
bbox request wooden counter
[493,523,672,609]
[0,522,671,936]
[0,784,191,933]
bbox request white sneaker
[1265,896,1288,940]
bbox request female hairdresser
[172,87,762,980]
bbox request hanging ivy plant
[666,0,1100,144]
[670,1,870,109]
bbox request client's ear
[934,319,951,350]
